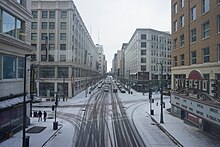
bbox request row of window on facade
[0,8,25,41]
[31,21,67,30]
[173,3,220,33]
[140,65,171,72]
[39,82,68,97]
[140,49,171,58]
[38,66,93,78]
[173,18,220,49]
[32,10,67,19]
[31,32,67,41]
[174,44,220,66]
[0,54,24,80]
[173,0,220,16]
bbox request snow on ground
[0,117,74,147]
[1,87,220,147]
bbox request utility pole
[23,54,36,147]
[128,69,130,94]
[157,62,164,123]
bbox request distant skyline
[74,0,171,71]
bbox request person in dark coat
[43,111,47,122]
[38,110,42,122]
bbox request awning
[0,96,30,110]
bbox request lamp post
[127,69,131,94]
[23,54,35,147]
[156,62,164,123]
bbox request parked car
[121,89,126,93]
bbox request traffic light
[52,105,55,111]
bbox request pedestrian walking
[38,110,42,122]
[43,111,47,122]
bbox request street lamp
[142,70,145,95]
[85,70,88,97]
[23,53,36,147]
[127,69,131,94]
[156,62,164,123]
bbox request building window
[49,22,55,29]
[180,34,184,47]
[3,55,17,79]
[173,20,177,32]
[61,22,67,29]
[49,33,55,40]
[141,42,146,48]
[180,15,184,28]
[60,44,66,50]
[180,54,184,65]
[32,11,38,18]
[60,55,66,62]
[191,6,196,21]
[18,58,24,78]
[60,33,66,40]
[141,50,146,55]
[202,21,209,38]
[61,11,67,19]
[41,55,47,61]
[49,11,55,19]
[42,11,48,18]
[141,57,146,63]
[202,0,209,14]
[173,38,177,49]
[174,3,177,14]
[41,33,47,40]
[141,34,146,40]
[191,28,196,43]
[174,56,177,66]
[39,82,54,97]
[31,22,37,29]
[42,22,47,29]
[57,67,68,78]
[31,33,37,40]
[191,51,197,64]
[49,55,54,62]
[141,65,146,71]
[39,66,55,78]
[49,44,55,50]
[180,0,184,8]
[2,11,24,40]
[202,47,210,63]
[41,44,46,50]
[218,15,220,33]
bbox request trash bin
[150,109,154,115]
[25,136,30,147]
[33,111,38,117]
[53,122,58,130]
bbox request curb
[147,112,183,147]
[41,123,63,147]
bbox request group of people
[38,110,47,122]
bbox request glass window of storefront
[3,55,17,79]
[39,66,55,78]
[39,82,54,97]
[57,67,68,78]
[57,83,68,97]
[18,57,24,78]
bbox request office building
[31,0,100,98]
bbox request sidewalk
[0,117,74,147]
[119,90,220,147]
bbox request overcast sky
[74,0,171,72]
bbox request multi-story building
[120,43,127,79]
[112,53,118,76]
[171,0,220,138]
[96,44,105,76]
[31,0,100,98]
[125,28,171,91]
[0,0,35,139]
